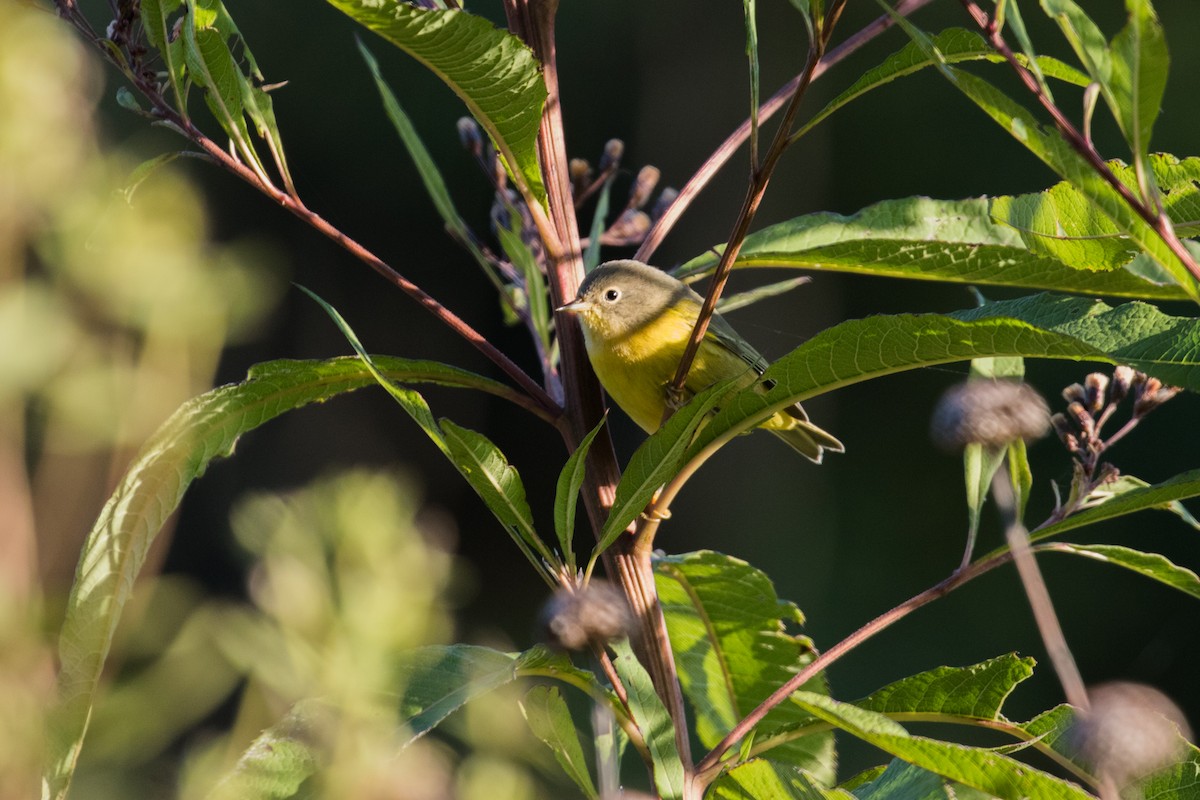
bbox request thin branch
[958,0,1200,286]
[634,0,935,263]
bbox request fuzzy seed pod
[651,187,679,221]
[456,117,483,157]
[1062,383,1087,405]
[1110,366,1135,404]
[1066,401,1095,440]
[540,582,633,651]
[1068,682,1191,790]
[628,165,661,210]
[930,380,1051,450]
[1084,372,1109,412]
[598,138,624,173]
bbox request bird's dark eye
[604,288,621,302]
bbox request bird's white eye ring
[604,288,621,302]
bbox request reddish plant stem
[502,0,695,776]
[958,0,1200,285]
[667,0,846,403]
[694,548,1014,786]
[635,0,935,264]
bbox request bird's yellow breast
[580,304,758,433]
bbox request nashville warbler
[558,259,843,462]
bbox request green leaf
[520,686,599,800]
[680,295,1200,473]
[989,155,1200,275]
[46,355,498,800]
[1109,0,1169,163]
[1040,0,1112,88]
[852,760,995,800]
[396,644,600,741]
[793,28,1088,143]
[709,760,852,800]
[591,378,738,565]
[790,692,1093,800]
[206,701,325,800]
[887,16,1198,298]
[583,175,614,272]
[441,419,559,578]
[325,0,547,207]
[679,196,1188,302]
[856,655,1035,720]
[743,0,760,165]
[497,212,552,353]
[1085,474,1200,530]
[611,639,685,800]
[655,551,834,782]
[1138,744,1200,800]
[715,277,812,314]
[357,39,495,282]
[1036,543,1200,600]
[139,0,187,107]
[1030,469,1200,542]
[554,418,606,572]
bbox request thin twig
[635,0,935,263]
[958,0,1200,285]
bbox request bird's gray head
[558,260,696,338]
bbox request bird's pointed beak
[556,298,588,313]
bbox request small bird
[558,259,843,462]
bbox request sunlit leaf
[709,760,852,799]
[325,0,547,206]
[656,551,834,782]
[611,639,685,800]
[1036,543,1200,600]
[206,701,326,800]
[1028,469,1200,542]
[856,654,1035,720]
[520,686,599,800]
[680,196,1188,302]
[554,417,606,571]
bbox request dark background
[87,0,1200,780]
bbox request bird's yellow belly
[582,311,762,433]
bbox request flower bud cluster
[1050,367,1178,460]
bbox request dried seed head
[628,165,661,210]
[1068,682,1192,790]
[1110,365,1135,404]
[930,380,1051,450]
[1066,401,1095,440]
[1133,375,1180,417]
[651,187,678,221]
[604,209,651,245]
[598,138,624,173]
[1050,413,1081,453]
[569,158,592,191]
[456,117,483,158]
[1084,372,1109,412]
[540,581,633,651]
[1062,383,1087,405]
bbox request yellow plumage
[559,260,842,462]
